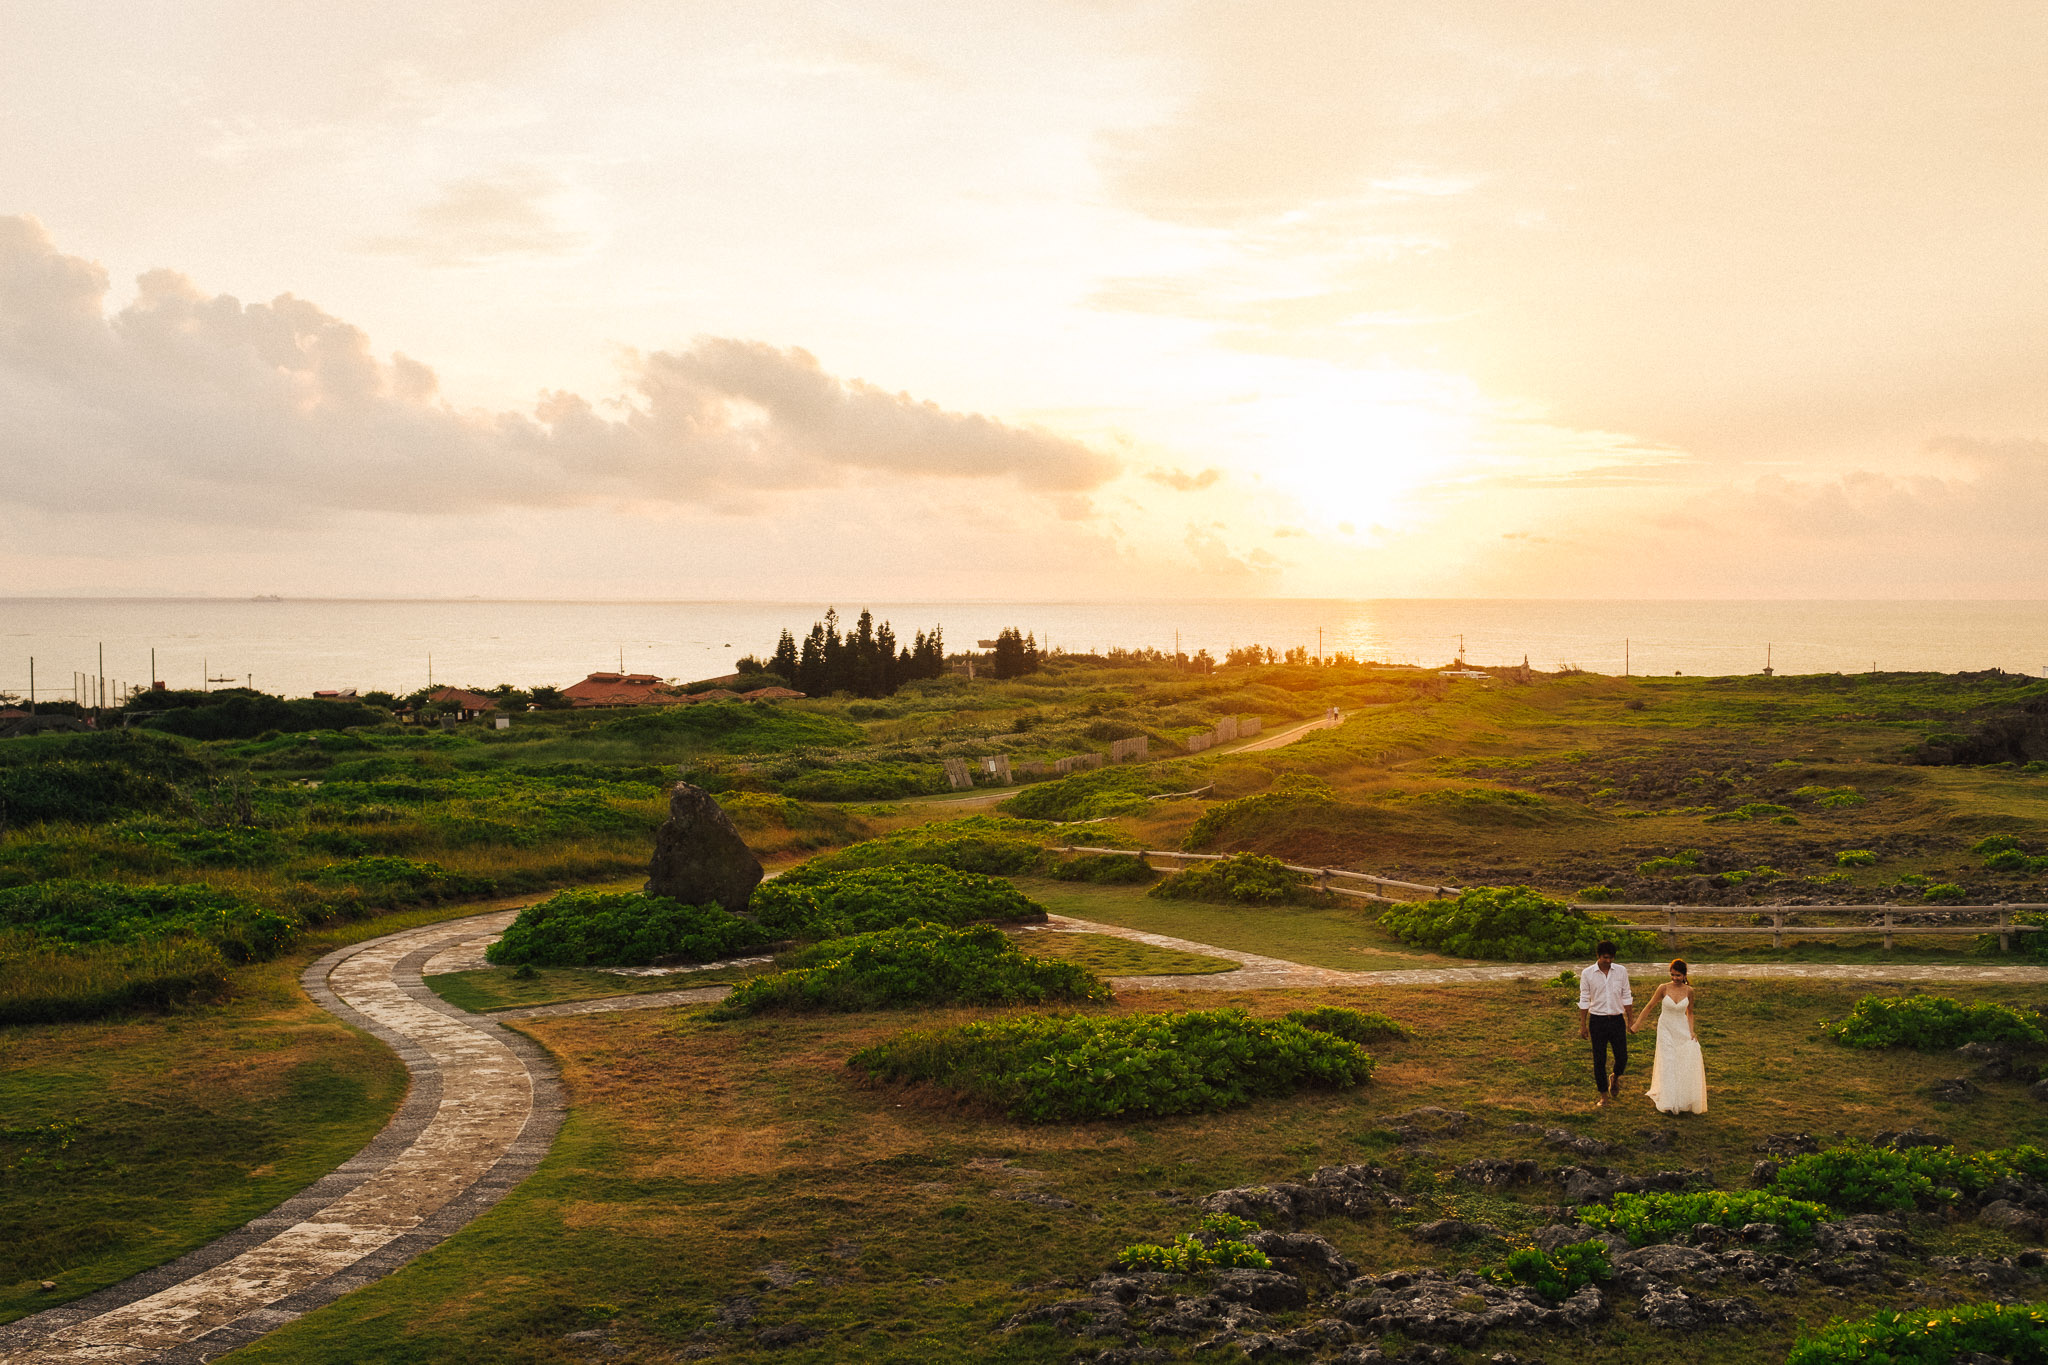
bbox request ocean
[2,598,2044,701]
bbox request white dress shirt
[1578,962,1633,1016]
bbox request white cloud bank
[0,216,1117,529]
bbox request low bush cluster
[1579,1190,1828,1243]
[1787,1302,2048,1365]
[0,879,296,961]
[486,889,769,967]
[1821,993,2046,1050]
[1050,851,1158,884]
[1281,1005,1411,1045]
[749,864,1048,940]
[0,931,231,1025]
[1147,853,1320,906]
[1179,775,1338,850]
[801,817,1062,877]
[1480,1239,1611,1302]
[849,1006,1377,1122]
[711,923,1106,1016]
[1769,1140,2048,1211]
[310,855,495,901]
[1377,885,1655,962]
[1636,849,1703,875]
[1116,1215,1272,1275]
[1834,849,1878,867]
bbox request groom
[1576,939,1632,1107]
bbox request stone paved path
[11,904,2046,1363]
[0,910,562,1365]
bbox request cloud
[363,166,597,265]
[1145,465,1221,491]
[1183,522,1281,584]
[0,216,1117,527]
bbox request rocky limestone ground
[993,1110,2048,1364]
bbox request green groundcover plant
[749,863,1048,939]
[1147,853,1321,906]
[1821,992,2046,1050]
[1786,1301,2048,1365]
[1117,1215,1272,1275]
[1281,1005,1411,1045]
[1051,851,1159,884]
[487,889,770,968]
[711,923,1107,1016]
[1579,1190,1827,1244]
[849,1006,1377,1122]
[1481,1239,1611,1302]
[797,817,1064,877]
[1377,885,1655,962]
[1769,1140,2048,1211]
[0,879,296,961]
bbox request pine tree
[771,629,799,683]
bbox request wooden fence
[1050,845,2047,951]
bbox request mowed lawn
[225,977,2048,1364]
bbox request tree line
[754,609,949,699]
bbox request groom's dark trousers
[1589,1013,1628,1093]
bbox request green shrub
[1377,885,1655,962]
[1767,1143,1938,1212]
[1580,1190,1827,1244]
[310,855,496,902]
[596,704,864,754]
[1703,802,1792,823]
[1835,849,1878,867]
[711,923,1106,1016]
[1786,1302,2048,1365]
[0,880,296,961]
[1000,764,1190,822]
[1481,1239,1610,1302]
[780,762,948,802]
[1148,853,1318,905]
[1051,851,1158,884]
[1922,882,1968,904]
[1820,993,2046,1050]
[133,690,385,741]
[1637,849,1703,875]
[1972,833,2023,855]
[486,890,770,967]
[750,864,1047,939]
[1793,785,1867,809]
[849,1007,1376,1122]
[1115,1232,1271,1275]
[0,930,232,1025]
[1576,885,1619,903]
[1180,775,1337,850]
[800,817,1059,877]
[1282,1006,1411,1045]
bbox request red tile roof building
[561,672,688,708]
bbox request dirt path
[0,910,560,1365]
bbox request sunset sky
[5,2,2046,600]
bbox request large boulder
[645,783,763,915]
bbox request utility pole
[26,656,33,715]
[203,657,208,693]
[97,642,103,724]
[1317,626,1323,663]
[1625,638,1630,677]
[151,647,156,689]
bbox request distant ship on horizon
[251,593,284,601]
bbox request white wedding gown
[1644,996,1708,1114]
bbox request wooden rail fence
[1050,846,2048,951]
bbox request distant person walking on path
[1577,940,1632,1107]
[1632,959,1708,1114]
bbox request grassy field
[0,896,557,1325]
[8,663,2048,1358]
[219,976,2048,1364]
[1009,928,1239,976]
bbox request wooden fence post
[1882,910,1893,952]
[2000,908,2011,954]
[1664,906,1676,950]
[1772,911,1785,950]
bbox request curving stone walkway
[9,903,2045,1363]
[0,910,561,1365]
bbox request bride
[1631,959,1708,1114]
